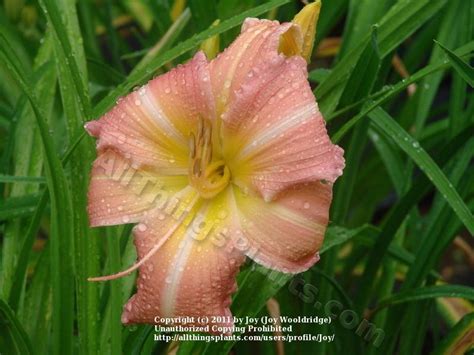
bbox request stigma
[188,117,230,199]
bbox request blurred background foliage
[0,0,473,354]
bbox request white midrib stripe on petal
[270,203,325,233]
[233,186,323,235]
[236,103,316,159]
[141,86,187,145]
[161,205,208,317]
[220,27,266,101]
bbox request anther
[188,117,230,198]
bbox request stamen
[188,117,230,199]
[88,194,199,282]
[189,133,196,159]
[193,158,201,176]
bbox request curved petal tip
[84,120,101,137]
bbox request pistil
[188,117,230,198]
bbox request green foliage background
[0,0,473,354]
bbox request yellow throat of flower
[188,118,230,199]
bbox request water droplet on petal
[117,135,126,144]
[218,210,228,219]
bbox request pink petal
[85,51,214,173]
[233,182,332,273]
[210,19,344,201]
[87,51,216,226]
[210,19,297,114]
[146,51,216,135]
[122,188,245,333]
[87,149,188,227]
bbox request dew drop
[117,135,126,144]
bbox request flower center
[188,118,230,199]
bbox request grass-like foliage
[0,0,473,354]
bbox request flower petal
[221,57,343,201]
[146,51,216,135]
[88,149,188,227]
[209,18,300,114]
[210,18,344,201]
[85,51,214,173]
[122,188,245,333]
[232,182,331,273]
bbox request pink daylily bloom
[86,19,344,332]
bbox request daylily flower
[85,17,344,333]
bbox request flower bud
[293,0,321,62]
[4,0,24,22]
[171,0,186,22]
[200,20,220,59]
[21,5,37,28]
